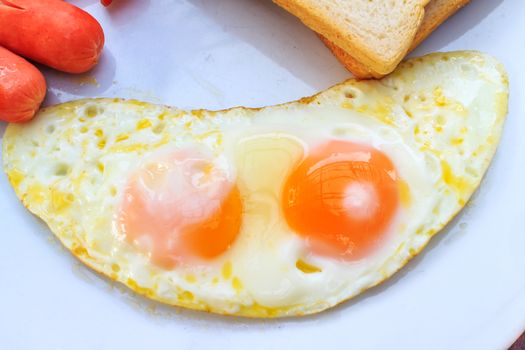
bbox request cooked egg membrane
[3,51,508,317]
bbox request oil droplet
[74,75,100,88]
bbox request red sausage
[0,46,46,123]
[0,0,105,74]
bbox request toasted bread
[320,0,471,79]
[272,0,430,76]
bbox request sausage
[0,0,105,74]
[0,46,46,123]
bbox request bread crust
[273,0,430,75]
[413,0,471,47]
[320,0,471,79]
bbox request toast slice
[320,0,471,79]
[273,0,431,75]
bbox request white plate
[1,1,524,349]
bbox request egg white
[2,51,508,317]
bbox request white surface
[0,0,523,349]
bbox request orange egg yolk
[282,140,400,260]
[116,151,242,269]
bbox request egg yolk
[117,150,242,269]
[282,141,399,260]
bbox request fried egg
[2,51,508,317]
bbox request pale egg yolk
[282,141,399,260]
[117,150,242,269]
